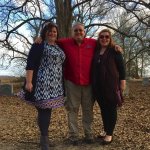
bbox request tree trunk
[140,53,144,77]
[55,0,73,38]
[127,50,132,77]
[135,54,139,78]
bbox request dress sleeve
[26,44,42,70]
[115,52,126,80]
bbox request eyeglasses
[74,29,84,32]
[99,35,110,39]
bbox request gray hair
[72,22,85,29]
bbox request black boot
[40,136,49,150]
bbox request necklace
[98,54,102,63]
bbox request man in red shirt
[58,23,96,145]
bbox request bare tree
[0,0,149,76]
[112,9,150,77]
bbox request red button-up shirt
[58,38,96,85]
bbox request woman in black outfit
[92,29,126,145]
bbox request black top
[91,48,126,106]
[96,51,125,80]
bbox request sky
[0,64,25,77]
[0,0,41,77]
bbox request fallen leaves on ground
[0,81,150,150]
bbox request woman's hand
[115,45,123,53]
[25,82,33,92]
[25,70,33,92]
[34,37,42,44]
[120,80,126,91]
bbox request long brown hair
[95,29,115,52]
[40,22,59,41]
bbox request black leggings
[36,107,52,136]
[97,98,117,136]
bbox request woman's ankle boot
[40,136,49,150]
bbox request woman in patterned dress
[24,22,65,150]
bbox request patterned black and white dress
[34,42,66,108]
[18,42,66,109]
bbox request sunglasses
[99,35,110,39]
[74,29,84,32]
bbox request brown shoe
[64,137,80,146]
[83,135,94,144]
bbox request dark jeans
[36,107,52,136]
[97,98,117,136]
